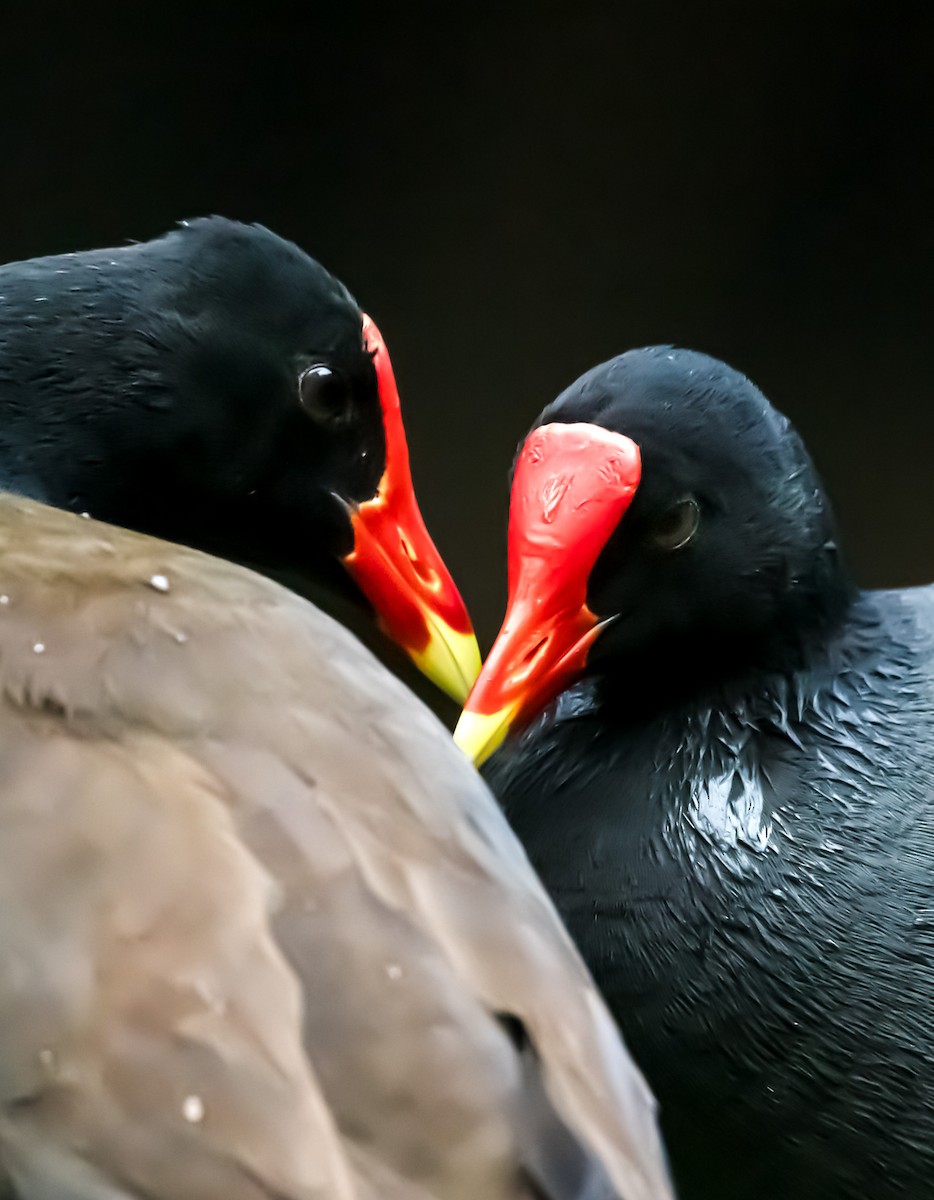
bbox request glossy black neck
[591,568,859,725]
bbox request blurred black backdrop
[3,2,933,650]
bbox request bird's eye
[298,364,353,426]
[648,497,700,551]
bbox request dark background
[4,2,933,650]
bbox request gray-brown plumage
[0,494,672,1200]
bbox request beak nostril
[400,535,439,587]
[520,636,549,667]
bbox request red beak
[455,422,641,765]
[342,314,481,702]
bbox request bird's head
[455,346,851,764]
[8,218,480,701]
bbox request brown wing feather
[0,494,672,1200]
[0,724,356,1199]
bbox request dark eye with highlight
[298,364,353,427]
[648,497,700,551]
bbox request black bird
[0,217,480,702]
[456,346,934,1200]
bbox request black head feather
[0,217,385,587]
[537,346,854,702]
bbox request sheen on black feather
[464,345,934,1200]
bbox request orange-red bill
[343,314,481,703]
[455,422,641,765]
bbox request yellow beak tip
[410,625,483,705]
[453,705,517,768]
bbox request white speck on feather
[173,630,188,644]
[37,1048,56,1070]
[79,512,90,519]
[33,643,45,654]
[0,595,8,605]
[148,574,170,593]
[386,963,403,981]
[182,1095,204,1123]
